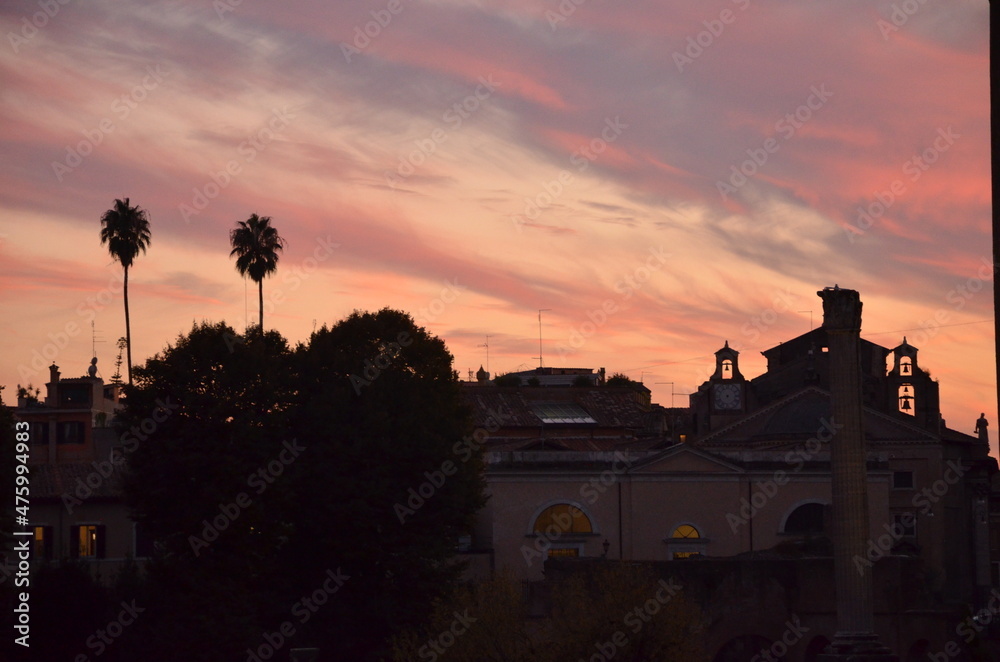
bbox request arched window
[721,359,733,379]
[783,502,825,535]
[667,523,705,560]
[533,504,593,535]
[900,356,912,376]
[530,503,594,561]
[672,524,700,539]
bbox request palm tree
[229,214,285,330]
[100,197,151,385]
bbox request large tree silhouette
[229,213,284,330]
[100,197,151,384]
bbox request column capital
[818,286,862,331]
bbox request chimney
[46,363,60,406]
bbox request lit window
[672,524,700,539]
[70,525,105,559]
[669,524,704,560]
[32,526,52,560]
[533,504,593,535]
[547,547,579,559]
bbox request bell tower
[886,337,939,427]
[709,341,746,415]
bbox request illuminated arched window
[898,383,915,416]
[533,504,593,535]
[669,524,704,560]
[672,524,700,539]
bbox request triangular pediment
[632,444,743,474]
[696,386,940,448]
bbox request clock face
[714,383,741,410]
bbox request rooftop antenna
[478,335,491,375]
[91,321,106,368]
[656,381,676,407]
[798,310,813,330]
[536,309,551,368]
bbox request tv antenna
[91,321,106,363]
[656,381,677,407]
[477,335,491,375]
[535,309,551,368]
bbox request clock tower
[710,341,746,414]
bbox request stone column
[817,287,897,662]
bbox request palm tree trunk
[124,265,132,384]
[258,279,264,330]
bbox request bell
[901,398,911,411]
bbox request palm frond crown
[100,197,151,268]
[229,213,285,284]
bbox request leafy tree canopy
[119,311,485,660]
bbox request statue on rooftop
[975,413,989,444]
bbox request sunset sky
[1,1,993,451]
